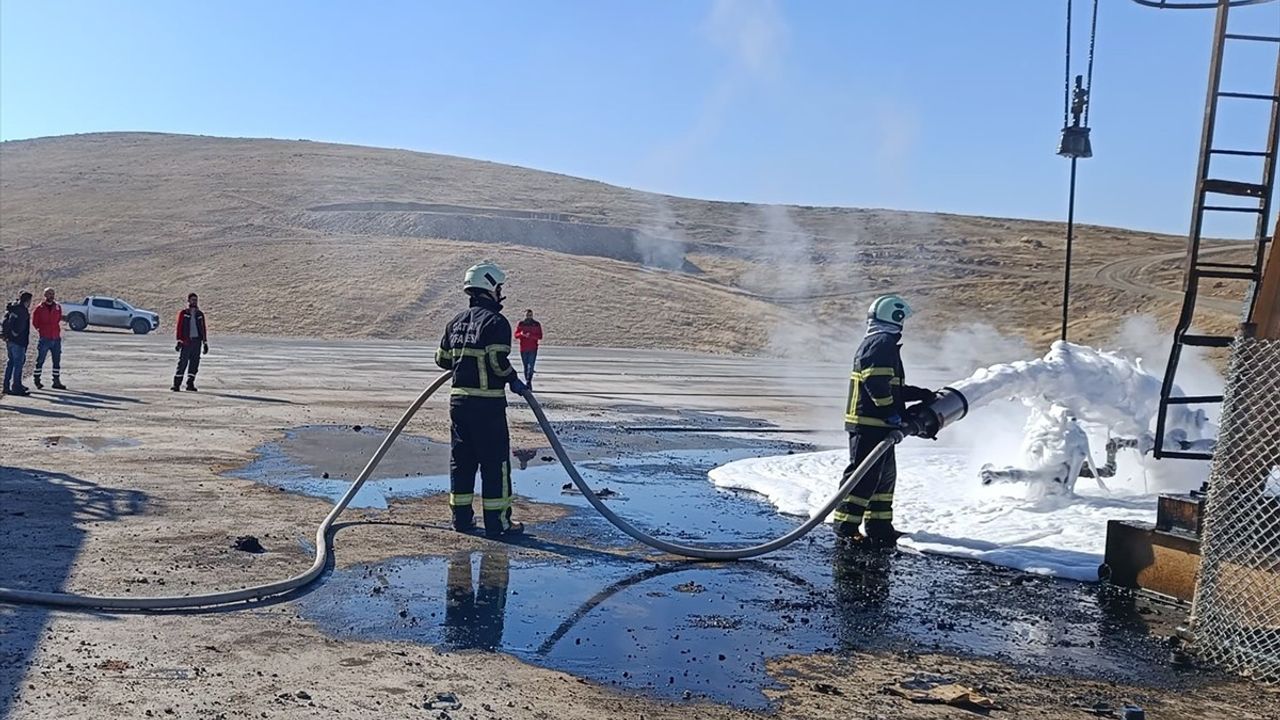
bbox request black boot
[864,521,905,547]
[51,379,66,390]
[33,376,43,389]
[485,522,524,540]
[172,379,181,391]
[452,507,477,533]
[185,377,198,392]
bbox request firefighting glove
[890,412,927,439]
[509,377,529,396]
[175,342,183,352]
[203,343,209,355]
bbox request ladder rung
[1195,268,1257,280]
[1217,91,1280,101]
[1180,334,1234,348]
[1168,395,1224,404]
[1224,33,1280,43]
[1209,149,1273,158]
[1196,261,1255,270]
[1203,179,1269,198]
[1202,205,1266,213]
[1158,450,1215,461]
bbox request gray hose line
[0,371,896,608]
[0,372,454,610]
[524,393,899,561]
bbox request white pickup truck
[61,296,161,335]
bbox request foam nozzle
[904,387,969,439]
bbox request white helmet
[868,294,913,327]
[463,261,506,295]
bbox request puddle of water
[300,546,1181,709]
[238,425,1186,708]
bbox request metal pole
[1062,156,1079,341]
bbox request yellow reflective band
[448,493,474,507]
[451,387,506,398]
[482,498,512,510]
[832,511,862,524]
[889,378,902,385]
[842,495,870,508]
[448,348,488,358]
[870,493,894,502]
[488,349,513,377]
[485,344,511,354]
[844,414,891,427]
[872,396,895,407]
[865,511,894,520]
[851,367,898,380]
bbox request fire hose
[0,372,968,610]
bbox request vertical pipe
[1062,157,1079,342]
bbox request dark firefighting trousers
[448,399,514,533]
[833,425,897,538]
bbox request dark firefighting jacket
[844,330,933,431]
[435,295,517,402]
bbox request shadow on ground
[0,467,146,720]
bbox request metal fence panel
[1191,335,1280,683]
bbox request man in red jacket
[173,293,208,391]
[513,309,543,389]
[31,287,66,390]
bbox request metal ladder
[1155,1,1280,460]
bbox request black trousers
[449,399,513,532]
[175,343,201,381]
[834,426,897,535]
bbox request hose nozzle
[902,387,969,439]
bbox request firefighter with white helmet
[435,261,528,537]
[834,294,936,545]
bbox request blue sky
[2,1,1277,235]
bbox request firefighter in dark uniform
[834,294,935,545]
[435,261,528,538]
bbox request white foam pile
[709,341,1219,581]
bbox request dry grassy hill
[0,132,1243,358]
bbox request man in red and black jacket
[173,293,208,392]
[513,309,543,388]
[31,287,66,390]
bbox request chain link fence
[1191,335,1280,683]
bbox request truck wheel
[67,313,88,331]
[131,318,151,335]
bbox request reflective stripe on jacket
[435,296,516,401]
[844,330,932,430]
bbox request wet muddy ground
[234,423,1196,710]
[4,334,1275,720]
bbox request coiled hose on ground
[0,371,897,610]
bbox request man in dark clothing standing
[31,287,66,390]
[435,261,528,539]
[173,293,208,391]
[834,294,935,546]
[513,309,543,388]
[2,291,33,396]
